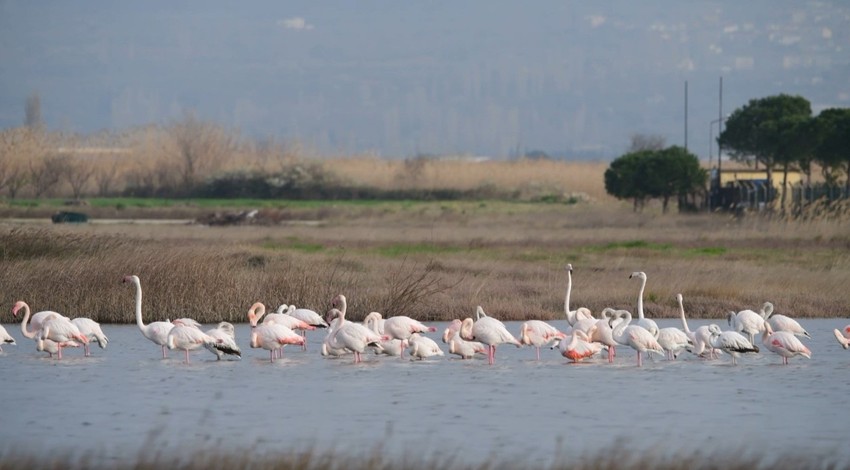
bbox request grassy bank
[2,199,849,323]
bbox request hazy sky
[1,1,848,159]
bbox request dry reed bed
[0,445,839,470]
[2,201,849,323]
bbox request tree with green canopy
[812,107,850,191]
[718,94,813,210]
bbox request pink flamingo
[834,324,850,349]
[761,303,810,339]
[279,304,328,351]
[610,310,663,367]
[124,274,174,359]
[248,303,312,359]
[39,316,89,360]
[557,328,604,363]
[460,306,522,366]
[657,325,693,360]
[629,271,659,338]
[442,319,487,359]
[362,312,404,357]
[762,321,811,365]
[383,314,437,359]
[12,301,77,357]
[727,304,768,345]
[167,325,222,363]
[71,317,108,357]
[324,295,385,363]
[248,302,304,362]
[519,320,566,360]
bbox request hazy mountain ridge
[1,1,847,158]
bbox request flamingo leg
[536,346,540,361]
[58,345,63,360]
[184,349,190,364]
[637,350,642,367]
[269,349,275,363]
[301,331,307,351]
[161,345,167,359]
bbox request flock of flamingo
[1,268,846,367]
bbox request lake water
[1,318,848,467]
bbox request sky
[1,1,848,160]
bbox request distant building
[709,167,804,211]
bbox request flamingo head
[12,300,26,317]
[247,302,265,327]
[708,324,722,336]
[629,271,646,281]
[565,263,573,273]
[122,275,139,284]
[460,318,475,341]
[325,308,343,324]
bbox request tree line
[604,94,850,212]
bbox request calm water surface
[2,318,849,466]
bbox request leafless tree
[25,92,44,130]
[168,112,237,192]
[628,134,666,152]
[29,153,68,197]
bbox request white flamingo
[324,295,385,363]
[12,301,77,357]
[834,325,850,349]
[167,325,222,364]
[610,310,663,367]
[727,304,768,345]
[761,303,810,339]
[123,274,175,359]
[629,271,659,338]
[677,293,716,359]
[564,264,594,326]
[407,333,444,360]
[362,312,404,357]
[708,324,759,365]
[556,327,604,363]
[71,317,108,357]
[279,304,328,351]
[762,321,811,365]
[460,306,522,365]
[519,320,566,360]
[0,324,15,352]
[383,314,437,359]
[249,303,312,359]
[39,316,89,360]
[321,315,352,358]
[442,319,487,359]
[657,325,693,360]
[204,322,242,360]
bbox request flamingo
[362,312,404,357]
[556,328,604,363]
[248,302,304,361]
[708,324,759,365]
[442,319,487,359]
[167,325,222,364]
[677,294,716,359]
[324,295,385,363]
[657,325,693,360]
[383,314,437,359]
[727,305,768,345]
[39,316,89,360]
[280,304,328,351]
[834,325,850,349]
[629,271,659,338]
[587,308,622,362]
[564,264,594,326]
[459,306,522,366]
[204,322,242,360]
[609,310,663,367]
[321,316,352,358]
[519,320,566,360]
[762,304,810,339]
[123,274,175,358]
[12,301,77,357]
[71,317,108,357]
[407,333,444,360]
[0,324,15,352]
[762,321,811,365]
[249,303,312,359]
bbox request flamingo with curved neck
[12,301,77,357]
[610,310,663,367]
[123,274,174,359]
[677,293,716,359]
[460,306,522,365]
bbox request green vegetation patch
[588,240,674,252]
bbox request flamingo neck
[678,298,691,333]
[133,280,146,330]
[564,271,575,325]
[19,303,37,339]
[612,312,632,343]
[636,277,646,319]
